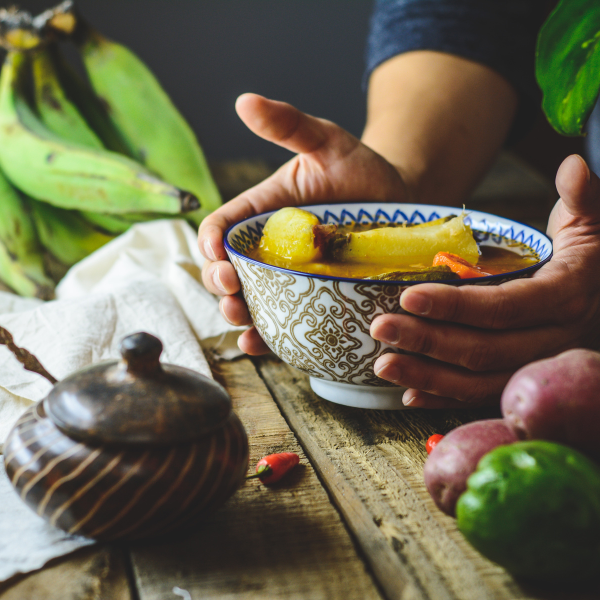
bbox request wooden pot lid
[44,332,232,446]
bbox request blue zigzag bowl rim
[224,202,553,286]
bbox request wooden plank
[0,545,133,600]
[255,356,600,600]
[129,357,383,600]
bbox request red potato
[501,349,600,459]
[423,419,518,516]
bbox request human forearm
[362,51,518,206]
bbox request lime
[456,440,600,581]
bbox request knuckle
[457,380,490,404]
[486,290,517,329]
[277,110,302,143]
[441,288,466,321]
[460,340,498,372]
[412,363,436,394]
[560,295,589,323]
[460,372,510,404]
[407,327,435,356]
[447,286,519,329]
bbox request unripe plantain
[0,51,200,215]
[45,42,134,156]
[0,167,55,299]
[73,19,222,217]
[29,199,115,266]
[30,43,103,149]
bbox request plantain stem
[0,325,57,384]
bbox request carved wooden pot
[3,332,249,541]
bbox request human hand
[370,154,600,408]
[199,93,407,355]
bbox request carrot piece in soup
[433,252,492,279]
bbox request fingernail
[372,323,400,345]
[401,292,432,315]
[213,267,226,293]
[204,238,217,261]
[402,392,415,406]
[218,297,234,325]
[575,154,591,184]
[374,363,401,384]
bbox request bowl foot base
[309,377,408,410]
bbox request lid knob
[120,332,163,376]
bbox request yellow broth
[247,222,539,279]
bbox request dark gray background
[7,0,374,163]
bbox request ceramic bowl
[224,203,553,410]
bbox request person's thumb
[235,93,331,154]
[555,154,600,219]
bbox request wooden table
[1,351,598,600]
[2,155,596,600]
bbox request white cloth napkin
[0,218,244,583]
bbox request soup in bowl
[224,203,553,409]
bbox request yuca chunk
[259,207,334,263]
[331,215,479,265]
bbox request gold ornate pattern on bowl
[231,255,407,386]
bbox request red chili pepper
[246,452,300,484]
[426,434,444,454]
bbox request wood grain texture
[0,545,132,600]
[255,356,600,600]
[129,357,383,600]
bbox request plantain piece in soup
[259,207,337,264]
[366,265,459,282]
[329,214,479,265]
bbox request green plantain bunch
[0,1,222,299]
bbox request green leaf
[536,0,600,136]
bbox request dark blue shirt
[364,0,549,143]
